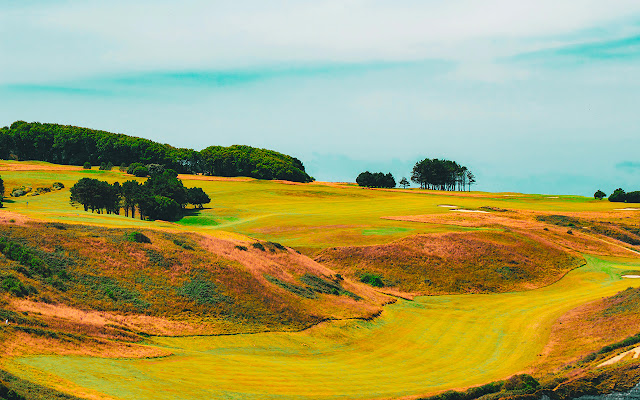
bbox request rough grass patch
[264,274,316,299]
[178,276,231,305]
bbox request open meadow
[1,161,640,400]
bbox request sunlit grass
[7,256,640,400]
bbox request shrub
[234,245,248,251]
[52,182,64,190]
[125,231,151,243]
[126,162,144,175]
[133,166,149,177]
[251,242,265,251]
[360,273,385,288]
[178,276,230,305]
[0,276,34,298]
[172,239,194,250]
[83,162,91,169]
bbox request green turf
[7,256,640,400]
[0,164,626,251]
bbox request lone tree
[594,190,606,200]
[187,187,211,208]
[83,162,91,170]
[399,177,409,189]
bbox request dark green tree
[70,178,120,213]
[594,190,606,200]
[0,175,4,206]
[609,188,626,203]
[399,177,409,189]
[187,187,211,208]
[83,162,91,169]
[133,166,149,177]
[626,191,640,203]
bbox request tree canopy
[70,172,211,221]
[0,121,313,182]
[356,171,396,188]
[411,158,473,191]
[594,190,606,200]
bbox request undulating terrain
[1,160,640,400]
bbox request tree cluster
[604,188,640,203]
[0,121,313,182]
[356,171,396,188]
[411,158,474,191]
[199,145,313,182]
[70,169,211,221]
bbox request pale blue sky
[1,1,639,195]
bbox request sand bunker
[438,205,457,208]
[615,208,640,211]
[598,345,640,367]
[622,275,640,279]
[545,196,559,199]
[451,209,490,213]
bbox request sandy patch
[450,209,490,213]
[622,275,640,279]
[438,205,457,208]
[616,208,640,211]
[0,161,82,171]
[546,196,559,199]
[598,345,640,367]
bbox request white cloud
[1,0,639,84]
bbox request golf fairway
[6,256,640,400]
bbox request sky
[1,1,639,195]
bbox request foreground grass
[5,256,640,400]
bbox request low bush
[360,273,385,288]
[251,242,265,251]
[0,275,36,297]
[172,239,194,250]
[178,276,230,305]
[124,231,151,243]
[264,274,317,299]
[234,245,248,251]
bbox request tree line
[0,121,313,182]
[356,158,475,191]
[70,168,210,221]
[594,188,640,203]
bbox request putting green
[7,256,640,400]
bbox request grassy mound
[0,221,380,338]
[316,230,583,294]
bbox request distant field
[6,256,640,400]
[0,161,627,254]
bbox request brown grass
[316,230,583,295]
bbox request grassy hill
[1,160,640,399]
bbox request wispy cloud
[616,161,640,171]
